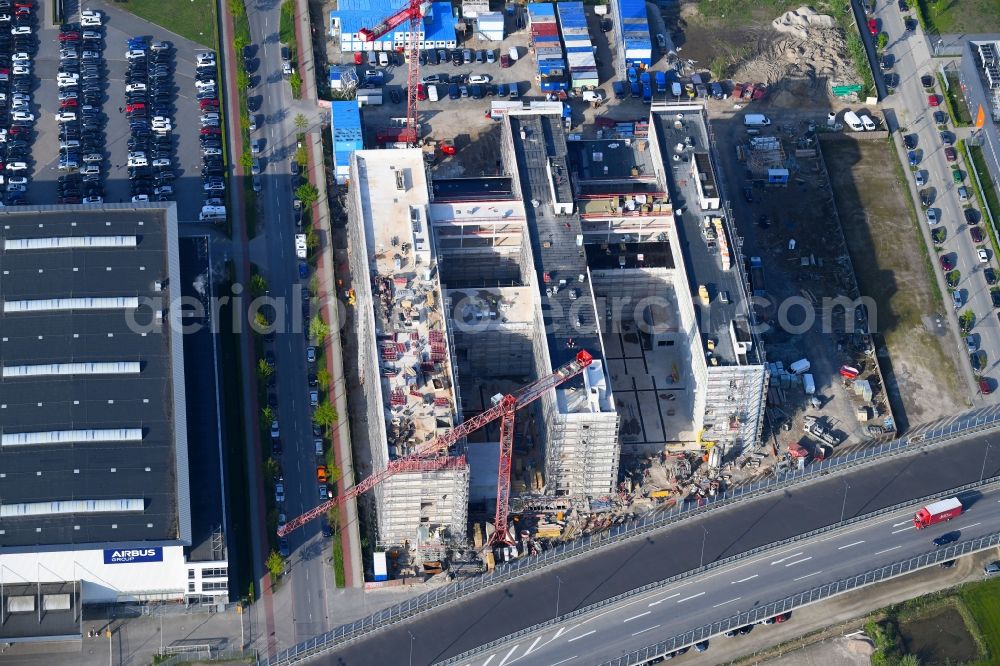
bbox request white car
[81,9,103,26]
[56,112,77,123]
[275,483,285,503]
[6,162,27,172]
[10,26,31,35]
[125,83,146,92]
[12,65,29,76]
[83,153,102,163]
[132,194,150,203]
[282,61,292,76]
[0,129,7,142]
[154,186,173,196]
[59,50,78,60]
[57,79,78,88]
[126,50,146,60]
[83,196,103,204]
[151,41,172,51]
[0,14,10,22]
[82,51,100,60]
[309,390,319,407]
[195,79,216,89]
[270,420,280,438]
[127,157,148,167]
[152,158,171,167]
[203,147,222,156]
[926,209,938,225]
[469,73,492,84]
[196,52,216,66]
[11,111,32,122]
[377,52,389,67]
[11,52,28,62]
[6,176,27,185]
[202,112,220,121]
[306,346,316,363]
[979,249,990,264]
[80,165,100,176]
[82,30,101,40]
[915,171,926,187]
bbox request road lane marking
[567,630,595,643]
[631,624,660,636]
[547,657,577,666]
[771,552,803,565]
[875,545,903,555]
[785,557,813,567]
[497,645,519,666]
[892,520,910,527]
[732,574,758,584]
[649,593,680,606]
[891,526,915,534]
[677,592,705,603]
[838,541,865,550]
[965,522,982,529]
[524,637,542,655]
[624,611,651,623]
[794,571,822,582]
[713,597,741,608]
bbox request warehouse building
[0,205,229,650]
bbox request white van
[859,114,877,131]
[314,439,324,456]
[743,113,771,127]
[843,110,865,131]
[427,83,439,102]
[199,205,227,221]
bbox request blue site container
[655,71,666,93]
[642,83,652,102]
[630,81,641,98]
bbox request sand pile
[772,6,836,39]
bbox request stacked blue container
[527,3,568,92]
[557,2,598,90]
[618,0,651,68]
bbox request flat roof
[331,102,364,170]
[354,150,461,455]
[0,206,187,548]
[566,139,661,194]
[507,114,611,408]
[651,107,755,365]
[0,581,80,643]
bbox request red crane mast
[360,0,425,146]
[278,351,595,544]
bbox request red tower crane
[277,350,595,545]
[360,0,426,146]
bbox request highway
[457,484,1000,665]
[245,0,334,645]
[874,2,1000,393]
[315,429,1000,665]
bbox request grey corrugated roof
[0,207,184,548]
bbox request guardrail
[263,405,1000,666]
[440,475,1000,665]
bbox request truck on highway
[294,233,307,259]
[913,497,963,529]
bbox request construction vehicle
[277,350,596,546]
[361,0,429,146]
[913,497,963,529]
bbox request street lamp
[840,480,851,523]
[408,630,415,666]
[699,525,708,568]
[555,575,564,616]
[981,441,992,482]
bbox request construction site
[343,104,771,579]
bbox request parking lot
[20,2,211,220]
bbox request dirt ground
[824,137,966,424]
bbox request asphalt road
[875,2,1000,389]
[319,429,1000,665]
[245,0,333,644]
[462,483,1000,666]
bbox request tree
[296,182,319,208]
[266,551,285,578]
[240,150,253,172]
[289,70,302,97]
[876,32,888,51]
[294,113,309,131]
[257,358,273,380]
[250,273,268,297]
[310,313,329,343]
[313,401,338,430]
[229,0,247,19]
[260,406,274,430]
[254,311,271,331]
[317,367,331,391]
[295,144,308,167]
[306,226,319,251]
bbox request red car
[199,99,219,110]
[416,83,426,101]
[928,94,940,107]
[940,255,955,271]
[125,103,145,113]
[981,379,993,395]
[945,146,957,162]
[868,18,878,35]
[60,98,78,108]
[200,127,221,135]
[58,32,78,41]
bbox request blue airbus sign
[103,547,163,564]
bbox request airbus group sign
[103,547,163,564]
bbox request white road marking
[732,574,758,584]
[785,557,813,567]
[547,657,577,666]
[771,552,803,565]
[891,525,915,534]
[497,645,519,666]
[965,522,981,529]
[677,592,705,603]
[624,611,651,623]
[481,656,496,666]
[793,571,822,582]
[874,545,903,555]
[649,593,680,606]
[713,597,741,608]
[631,624,660,636]
[838,540,865,550]
[567,630,595,643]
[892,520,910,527]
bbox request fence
[264,404,1000,666]
[155,647,256,666]
[441,475,1000,664]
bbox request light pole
[699,525,708,568]
[555,575,563,616]
[106,626,113,666]
[840,481,851,523]
[408,630,415,666]
[981,441,992,482]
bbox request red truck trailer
[912,497,963,529]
